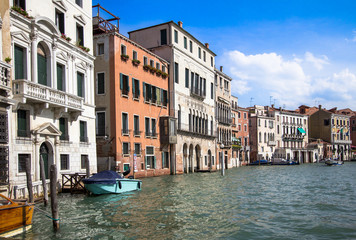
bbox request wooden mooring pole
[85,157,90,178]
[25,158,34,203]
[50,164,59,231]
[40,156,48,206]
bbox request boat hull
[325,159,343,166]
[84,179,142,195]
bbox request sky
[93,0,356,110]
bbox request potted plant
[161,72,168,79]
[132,59,141,66]
[4,57,11,63]
[149,65,157,73]
[143,65,150,71]
[156,69,162,76]
[121,54,129,61]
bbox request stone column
[31,30,38,83]
[52,41,57,89]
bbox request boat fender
[137,182,141,189]
[118,180,122,189]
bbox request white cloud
[304,52,329,70]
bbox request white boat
[325,159,344,166]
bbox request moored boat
[82,170,142,195]
[0,194,34,238]
[325,159,344,166]
[248,159,270,166]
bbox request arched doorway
[40,142,53,179]
[195,145,201,171]
[183,143,188,173]
[208,150,212,170]
[189,144,194,173]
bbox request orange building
[93,6,175,178]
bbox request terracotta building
[93,6,175,178]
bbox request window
[259,132,261,143]
[143,56,148,66]
[160,29,167,45]
[244,124,247,132]
[121,45,126,55]
[76,24,84,46]
[211,56,213,67]
[81,155,87,169]
[174,30,178,43]
[162,89,168,107]
[162,151,169,168]
[14,0,26,10]
[324,119,330,126]
[80,121,87,142]
[18,154,29,173]
[59,117,69,140]
[185,68,189,88]
[211,82,214,99]
[184,37,187,49]
[198,47,201,59]
[75,0,82,7]
[145,117,150,137]
[134,115,140,136]
[244,113,247,119]
[122,142,129,155]
[133,50,137,60]
[77,72,84,98]
[123,163,130,171]
[156,62,160,70]
[238,124,241,131]
[55,10,65,34]
[203,51,206,62]
[97,72,105,95]
[151,119,157,137]
[162,65,166,73]
[14,45,25,80]
[132,78,140,99]
[174,62,179,83]
[97,43,104,55]
[190,41,193,53]
[145,146,155,169]
[120,73,129,96]
[0,112,8,144]
[122,113,128,135]
[57,63,65,91]
[37,44,48,86]
[60,154,69,170]
[134,143,141,155]
[17,109,29,137]
[150,60,154,67]
[96,112,105,136]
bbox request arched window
[37,43,49,86]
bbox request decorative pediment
[57,51,69,61]
[11,31,31,44]
[52,0,68,12]
[76,61,88,70]
[35,16,61,36]
[74,14,86,25]
[32,122,61,136]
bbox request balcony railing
[177,123,216,137]
[0,61,11,93]
[13,80,83,112]
[190,87,205,99]
[216,116,232,125]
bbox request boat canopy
[82,170,122,184]
[297,128,306,134]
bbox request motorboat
[325,159,344,166]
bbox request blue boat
[82,170,142,195]
[248,159,270,165]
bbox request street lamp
[221,143,225,176]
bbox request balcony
[217,116,232,126]
[268,140,276,146]
[190,87,205,100]
[0,61,11,94]
[13,80,83,114]
[159,116,177,144]
[177,123,216,138]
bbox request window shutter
[57,64,63,91]
[162,152,164,169]
[153,156,156,169]
[14,46,24,79]
[161,89,164,104]
[120,73,123,90]
[38,54,47,86]
[147,84,151,100]
[126,77,130,92]
[137,80,140,96]
[77,73,83,97]
[132,78,135,94]
[145,156,148,169]
[143,82,146,99]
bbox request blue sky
[93,0,356,110]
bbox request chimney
[220,66,223,72]
[178,21,183,28]
[319,105,322,110]
[205,43,209,49]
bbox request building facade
[2,0,97,198]
[93,6,173,178]
[129,21,217,174]
[215,66,232,168]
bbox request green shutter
[132,78,135,94]
[153,156,156,169]
[59,118,65,134]
[137,80,140,96]
[80,121,84,139]
[143,82,146,99]
[120,73,123,90]
[77,73,83,97]
[38,54,47,85]
[162,152,165,169]
[57,64,63,91]
[14,46,24,79]
[97,73,104,94]
[145,156,148,170]
[147,84,151,100]
[126,77,130,92]
[17,110,27,137]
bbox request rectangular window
[160,29,167,45]
[81,155,87,169]
[17,109,29,137]
[14,45,25,80]
[76,24,84,46]
[97,43,104,55]
[145,146,155,169]
[203,51,206,62]
[96,112,105,136]
[162,89,168,107]
[132,78,140,99]
[122,113,128,135]
[174,30,178,43]
[122,142,129,155]
[143,56,148,66]
[198,47,201,59]
[150,60,154,67]
[162,65,166,73]
[190,41,193,53]
[75,0,82,7]
[60,154,69,170]
[145,117,150,137]
[59,117,69,140]
[162,151,169,168]
[55,10,65,34]
[57,63,65,91]
[174,62,179,83]
[80,121,87,142]
[120,73,129,96]
[121,45,126,55]
[18,154,30,173]
[133,50,137,60]
[14,0,26,9]
[211,82,214,99]
[156,63,160,70]
[134,143,141,155]
[151,119,156,137]
[97,72,105,95]
[185,68,189,88]
[184,37,187,49]
[0,112,8,144]
[134,115,140,136]
[77,72,84,98]
[244,113,247,119]
[211,56,213,67]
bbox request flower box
[132,59,141,66]
[121,54,129,61]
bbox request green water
[14,163,356,239]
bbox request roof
[128,21,217,56]
[214,67,232,81]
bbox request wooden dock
[61,173,87,193]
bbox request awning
[297,128,306,134]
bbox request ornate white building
[1,0,96,198]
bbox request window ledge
[121,94,129,98]
[122,154,130,157]
[133,97,140,101]
[134,135,141,137]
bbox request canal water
[16,163,356,239]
